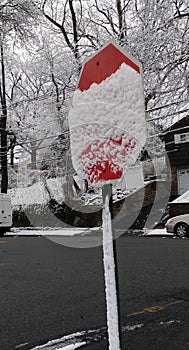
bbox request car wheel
[174,222,189,238]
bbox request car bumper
[165,222,175,233]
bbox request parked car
[166,214,189,238]
[0,194,12,236]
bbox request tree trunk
[31,146,37,170]
[10,141,14,168]
[0,43,8,193]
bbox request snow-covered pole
[68,40,146,350]
[102,183,122,350]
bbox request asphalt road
[0,234,189,350]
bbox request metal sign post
[102,183,122,350]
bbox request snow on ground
[8,178,65,209]
[30,322,148,350]
[30,332,86,350]
[8,175,132,210]
[57,344,86,350]
[8,181,45,208]
[123,324,144,331]
[5,227,175,237]
[31,339,86,350]
[6,227,94,236]
[144,228,174,236]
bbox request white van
[0,194,12,236]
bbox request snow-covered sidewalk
[5,227,101,236]
[4,227,175,238]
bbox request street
[0,234,189,349]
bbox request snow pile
[8,174,130,211]
[69,63,146,184]
[144,228,174,236]
[8,178,65,209]
[80,188,131,205]
[171,190,189,203]
[8,182,45,208]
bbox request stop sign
[78,42,141,91]
[69,40,146,185]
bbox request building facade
[163,116,189,198]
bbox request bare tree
[0,40,8,192]
[0,0,39,192]
[91,0,189,127]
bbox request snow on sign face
[69,42,146,185]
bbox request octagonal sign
[68,40,146,185]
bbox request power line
[6,117,66,134]
[146,99,188,113]
[5,106,189,139]
[146,108,189,122]
[0,83,186,114]
[0,116,189,160]
[0,88,75,112]
[1,121,189,156]
[0,132,70,156]
[3,154,72,170]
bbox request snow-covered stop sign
[69,41,146,185]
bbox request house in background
[163,116,189,198]
[115,164,144,191]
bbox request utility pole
[0,40,8,193]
